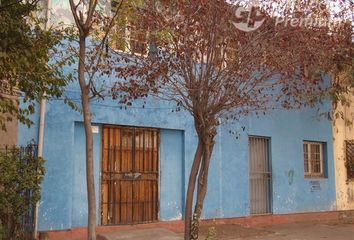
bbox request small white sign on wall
[92,125,99,134]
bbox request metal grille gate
[101,126,159,225]
[346,140,354,179]
[249,136,272,215]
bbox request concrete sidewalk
[97,220,354,240]
[238,221,354,240]
[97,228,183,240]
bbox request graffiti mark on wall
[310,181,321,192]
[288,170,294,185]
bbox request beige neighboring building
[0,83,18,147]
[0,118,18,147]
[333,93,354,210]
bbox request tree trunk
[78,36,96,240]
[191,135,214,240]
[184,141,203,240]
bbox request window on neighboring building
[345,140,354,180]
[303,141,326,178]
[110,0,149,56]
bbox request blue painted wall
[160,129,185,220]
[248,107,336,213]
[18,81,336,231]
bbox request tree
[67,1,130,239]
[0,0,69,130]
[68,1,102,239]
[331,28,354,111]
[114,1,353,239]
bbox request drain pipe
[33,98,46,240]
[33,1,51,239]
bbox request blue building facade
[17,79,337,231]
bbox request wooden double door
[101,125,159,225]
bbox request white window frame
[303,141,325,178]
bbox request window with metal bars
[345,140,354,180]
[303,141,326,178]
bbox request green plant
[0,223,4,240]
[0,146,45,240]
[205,226,217,240]
[0,0,73,130]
